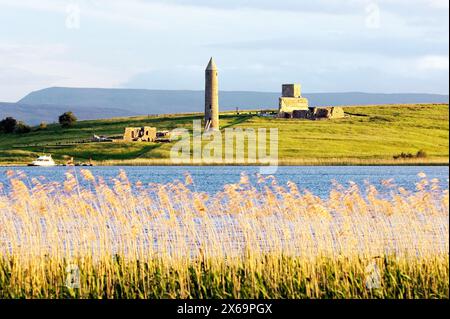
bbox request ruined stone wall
[314,107,345,120]
[315,108,331,119]
[329,107,344,119]
[123,127,140,142]
[141,126,157,142]
[123,126,157,142]
[292,109,313,119]
[277,84,344,120]
[278,83,309,115]
[290,107,345,120]
[279,97,309,114]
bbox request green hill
[0,103,448,165]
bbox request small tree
[416,150,427,158]
[15,121,31,134]
[39,122,48,130]
[0,117,17,133]
[59,111,77,128]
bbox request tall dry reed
[0,170,448,298]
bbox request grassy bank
[0,103,448,165]
[0,169,448,298]
[96,157,448,166]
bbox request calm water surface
[1,166,448,197]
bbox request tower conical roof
[206,57,217,71]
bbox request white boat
[28,155,56,167]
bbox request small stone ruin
[292,107,345,120]
[277,84,345,120]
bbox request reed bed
[0,170,448,298]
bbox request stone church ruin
[278,83,345,120]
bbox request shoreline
[1,158,448,167]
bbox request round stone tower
[204,57,219,131]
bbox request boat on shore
[28,155,56,167]
[26,155,94,167]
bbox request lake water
[1,166,448,197]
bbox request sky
[0,0,448,102]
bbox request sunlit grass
[0,104,448,165]
[0,170,448,298]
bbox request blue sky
[0,0,448,101]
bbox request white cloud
[0,43,131,101]
[0,0,64,13]
[0,0,448,98]
[417,55,450,71]
[427,0,450,9]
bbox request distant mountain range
[0,102,138,126]
[1,87,448,125]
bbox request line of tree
[0,117,31,134]
[0,111,78,134]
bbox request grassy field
[0,103,448,165]
[0,170,447,298]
